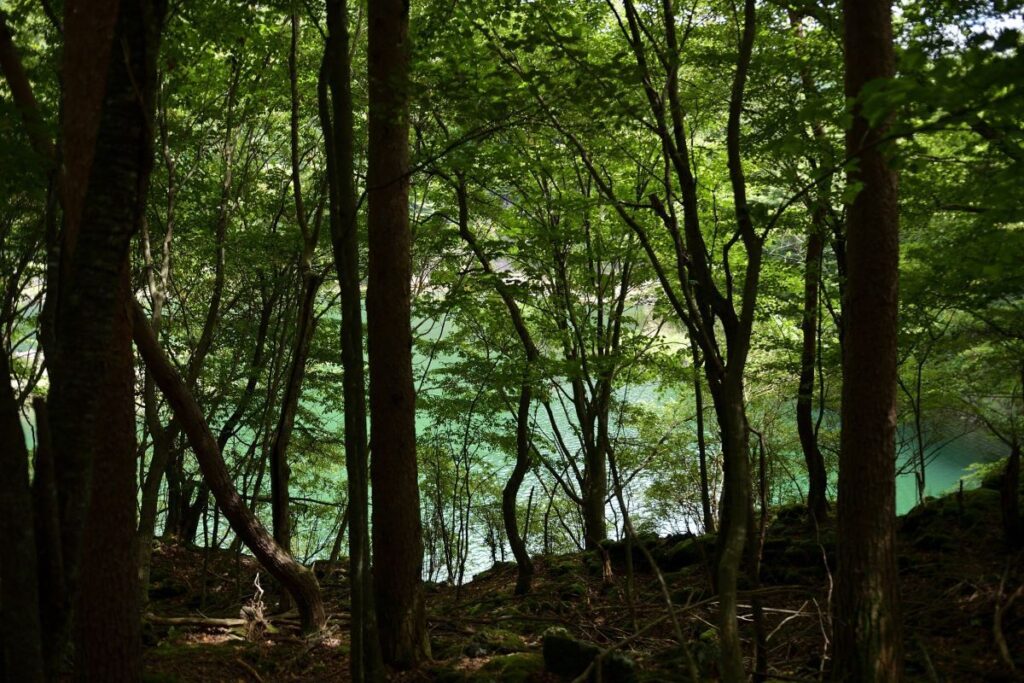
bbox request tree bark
[45,2,165,679]
[455,176,537,594]
[505,382,536,595]
[799,220,828,522]
[0,349,44,683]
[1002,440,1022,548]
[30,398,64,679]
[132,301,327,633]
[367,0,429,667]
[690,340,715,534]
[320,0,385,677]
[834,0,903,679]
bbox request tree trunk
[505,382,536,595]
[798,220,828,522]
[320,0,385,678]
[710,374,752,683]
[132,302,327,633]
[31,398,64,679]
[690,340,714,534]
[0,349,44,682]
[1002,440,1022,548]
[46,2,165,679]
[454,176,538,594]
[367,0,429,667]
[268,272,321,554]
[834,0,903,679]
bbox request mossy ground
[143,484,1023,681]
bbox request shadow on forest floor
[142,479,1023,682]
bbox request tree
[132,302,328,633]
[320,0,384,677]
[366,0,429,667]
[834,0,903,679]
[43,1,166,678]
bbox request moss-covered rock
[471,561,516,583]
[542,627,637,682]
[659,536,710,571]
[463,628,527,657]
[473,653,545,682]
[547,554,583,578]
[557,580,588,601]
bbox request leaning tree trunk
[132,302,327,633]
[834,0,903,679]
[366,0,429,667]
[46,2,165,679]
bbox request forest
[0,0,1022,681]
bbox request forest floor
[141,482,1023,682]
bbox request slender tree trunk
[691,340,714,534]
[367,0,429,667]
[270,11,324,559]
[1002,440,1021,548]
[30,398,64,679]
[454,175,538,592]
[320,0,384,677]
[0,350,44,683]
[268,272,321,554]
[132,302,327,633]
[505,382,536,594]
[834,0,903,679]
[799,220,829,522]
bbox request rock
[912,531,956,552]
[542,627,637,682]
[473,653,545,682]
[660,535,712,571]
[557,581,588,601]
[463,628,527,657]
[472,561,516,583]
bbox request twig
[994,559,1023,674]
[235,657,265,683]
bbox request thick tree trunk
[320,0,384,678]
[834,0,903,679]
[0,351,44,683]
[45,2,165,679]
[710,375,752,683]
[367,0,429,667]
[505,382,536,595]
[799,222,828,522]
[132,302,327,633]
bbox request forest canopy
[0,0,1022,681]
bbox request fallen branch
[235,658,264,683]
[994,560,1023,674]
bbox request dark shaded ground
[142,479,1023,682]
